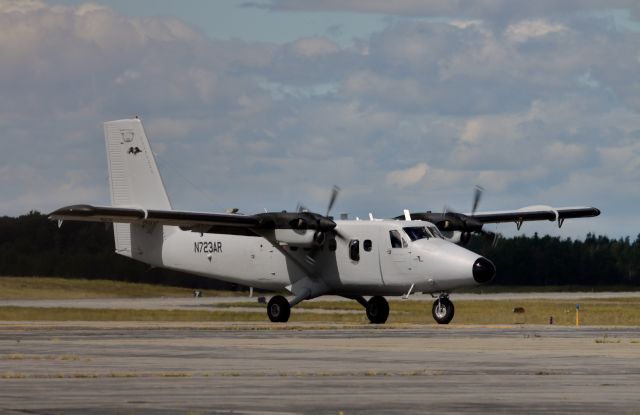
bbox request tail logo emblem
[121,130,135,143]
[127,147,141,155]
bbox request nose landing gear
[432,294,455,324]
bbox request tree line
[1,211,639,287]
[0,211,237,290]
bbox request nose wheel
[432,296,455,324]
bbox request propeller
[471,185,483,215]
[326,185,340,217]
[467,186,501,247]
[305,185,346,264]
[442,186,495,246]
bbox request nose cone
[472,257,496,284]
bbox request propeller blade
[326,185,340,217]
[479,229,500,247]
[333,227,349,243]
[305,250,318,265]
[490,231,501,248]
[471,185,484,215]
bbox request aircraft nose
[472,257,496,284]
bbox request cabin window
[349,239,360,261]
[363,239,372,252]
[328,238,337,251]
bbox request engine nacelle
[271,229,318,248]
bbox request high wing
[49,204,259,230]
[406,205,600,232]
[470,206,600,228]
[49,204,336,241]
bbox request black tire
[432,297,455,324]
[366,296,389,324]
[267,295,291,323]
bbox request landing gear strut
[432,295,455,324]
[267,295,290,322]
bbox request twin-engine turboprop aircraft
[49,118,600,324]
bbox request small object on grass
[257,296,266,304]
[513,306,526,324]
[549,316,554,325]
[193,290,202,298]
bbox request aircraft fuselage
[131,220,490,298]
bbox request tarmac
[1,322,639,414]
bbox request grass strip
[0,276,242,300]
[2,297,640,325]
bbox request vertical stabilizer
[104,118,171,210]
[104,118,172,260]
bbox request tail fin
[104,118,171,210]
[103,118,172,260]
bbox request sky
[1,0,639,240]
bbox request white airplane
[49,118,600,324]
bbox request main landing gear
[365,296,389,324]
[267,295,290,322]
[345,295,389,324]
[268,294,391,324]
[432,294,455,324]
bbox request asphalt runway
[1,323,639,414]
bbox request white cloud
[505,19,568,42]
[289,36,339,57]
[543,142,590,167]
[386,163,429,188]
[0,0,47,14]
[1,1,639,239]
[259,1,640,23]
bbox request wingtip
[47,204,95,219]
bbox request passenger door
[379,228,412,285]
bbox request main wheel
[432,297,455,324]
[267,295,291,323]
[366,296,389,324]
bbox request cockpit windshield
[403,226,441,241]
[428,226,443,239]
